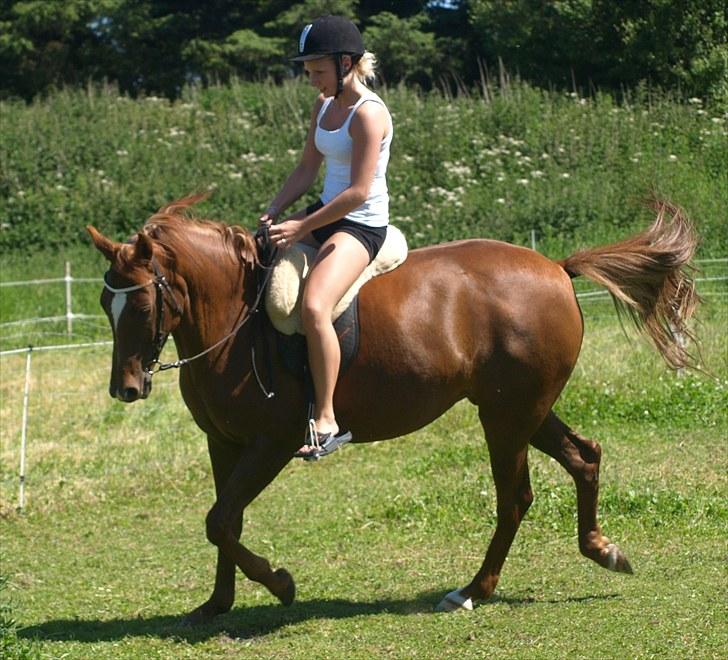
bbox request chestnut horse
[88,195,699,621]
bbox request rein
[104,233,278,391]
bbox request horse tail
[557,198,701,371]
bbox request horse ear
[134,231,155,261]
[87,225,119,261]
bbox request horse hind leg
[437,410,535,611]
[530,411,633,574]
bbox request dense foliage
[1,80,726,256]
[1,1,726,104]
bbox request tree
[363,11,440,86]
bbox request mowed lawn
[1,301,726,658]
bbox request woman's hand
[268,219,305,249]
[258,206,279,227]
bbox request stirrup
[293,419,353,461]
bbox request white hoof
[435,589,474,612]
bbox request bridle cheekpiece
[103,257,183,376]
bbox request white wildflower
[516,178,529,185]
[496,198,506,204]
[560,173,571,179]
[228,172,243,179]
[530,170,544,178]
[116,149,128,157]
[668,154,678,162]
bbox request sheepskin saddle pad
[265,224,408,336]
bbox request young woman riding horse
[258,16,392,459]
[88,15,702,626]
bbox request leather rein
[103,230,277,385]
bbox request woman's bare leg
[300,232,369,439]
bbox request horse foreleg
[203,437,295,609]
[530,411,633,573]
[439,413,534,611]
[183,435,244,625]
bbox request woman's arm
[260,96,325,223]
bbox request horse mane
[141,193,258,270]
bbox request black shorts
[305,199,387,264]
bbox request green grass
[1,80,726,658]
[1,299,726,658]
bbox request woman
[260,15,393,459]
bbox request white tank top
[314,92,393,227]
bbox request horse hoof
[435,589,474,612]
[606,543,634,574]
[273,568,296,606]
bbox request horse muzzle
[110,369,152,402]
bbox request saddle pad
[265,224,408,335]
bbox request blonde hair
[354,51,377,86]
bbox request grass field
[1,294,726,658]
[1,80,727,658]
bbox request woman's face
[303,56,352,97]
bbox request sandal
[294,421,353,461]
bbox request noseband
[103,257,183,375]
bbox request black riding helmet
[291,15,365,97]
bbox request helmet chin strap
[334,54,355,98]
[334,54,344,98]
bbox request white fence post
[18,347,32,512]
[65,261,73,337]
[531,229,537,251]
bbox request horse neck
[170,239,257,360]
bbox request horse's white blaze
[111,292,127,332]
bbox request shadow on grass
[19,590,621,644]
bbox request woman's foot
[294,419,353,460]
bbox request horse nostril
[120,386,140,402]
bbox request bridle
[103,257,183,376]
[103,238,277,385]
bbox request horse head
[87,225,186,402]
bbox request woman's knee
[301,290,331,330]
